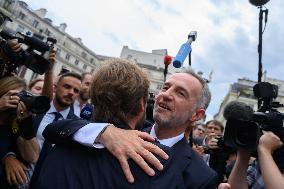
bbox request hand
[207,135,219,149]
[47,48,56,71]
[258,132,283,154]
[218,183,231,189]
[0,90,20,112]
[3,155,28,186]
[16,101,31,122]
[8,39,22,53]
[98,125,169,183]
[192,144,204,156]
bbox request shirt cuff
[3,152,16,160]
[73,123,108,148]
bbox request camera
[17,90,50,114]
[224,82,284,151]
[0,11,57,78]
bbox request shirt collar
[47,101,70,119]
[74,100,80,107]
[150,124,184,147]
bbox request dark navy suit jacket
[35,119,218,189]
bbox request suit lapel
[172,137,193,171]
[33,113,45,132]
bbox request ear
[139,98,146,114]
[190,108,205,122]
[53,84,57,92]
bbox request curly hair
[90,58,149,123]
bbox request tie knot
[52,112,62,122]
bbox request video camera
[224,82,284,151]
[0,11,57,78]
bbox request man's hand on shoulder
[97,125,169,183]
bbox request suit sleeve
[42,119,90,145]
[199,171,218,189]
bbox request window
[3,0,13,10]
[90,58,94,63]
[18,12,25,20]
[16,25,25,33]
[81,52,87,59]
[56,48,61,56]
[157,84,163,90]
[60,66,70,75]
[45,29,51,36]
[74,59,79,65]
[65,54,70,60]
[83,64,87,70]
[32,20,39,28]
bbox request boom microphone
[223,101,254,121]
[223,101,260,151]
[173,31,197,68]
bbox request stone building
[0,0,175,93]
[0,0,100,82]
[214,72,284,126]
[120,46,175,94]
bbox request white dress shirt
[73,123,184,148]
[36,102,70,149]
[73,100,81,117]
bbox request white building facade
[0,0,101,82]
[120,46,175,94]
[214,72,284,126]
[0,0,176,93]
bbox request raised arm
[228,149,250,189]
[41,48,56,100]
[258,132,284,189]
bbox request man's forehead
[60,76,81,85]
[167,73,202,91]
[83,74,93,81]
[208,123,221,128]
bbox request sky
[24,0,284,120]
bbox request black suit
[35,119,218,189]
[29,106,78,189]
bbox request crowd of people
[0,39,283,189]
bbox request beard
[79,91,90,101]
[153,107,194,129]
[55,95,72,108]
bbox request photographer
[199,120,236,183]
[3,39,56,100]
[228,131,284,189]
[0,76,39,189]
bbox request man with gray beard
[35,62,224,189]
